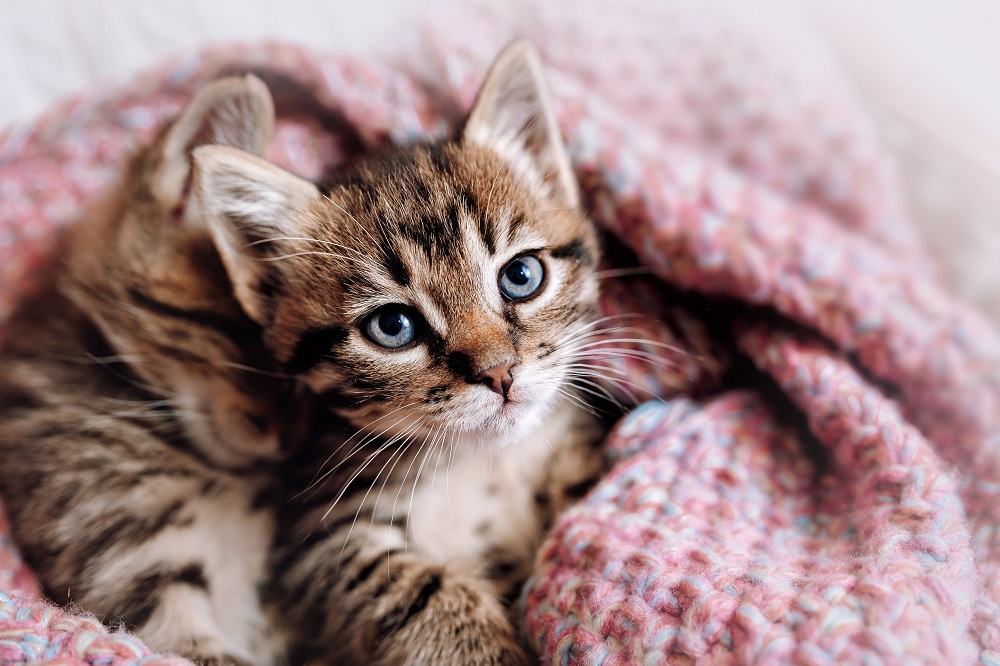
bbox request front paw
[367,567,530,666]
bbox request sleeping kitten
[0,41,607,665]
[195,41,607,664]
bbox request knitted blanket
[0,4,997,664]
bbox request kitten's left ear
[463,40,579,209]
[192,145,320,324]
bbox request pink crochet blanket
[0,6,997,665]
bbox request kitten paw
[362,564,530,666]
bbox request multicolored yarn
[0,3,996,664]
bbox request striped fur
[0,42,608,665]
[0,75,299,665]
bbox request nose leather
[475,358,516,399]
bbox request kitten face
[196,42,599,443]
[64,76,303,467]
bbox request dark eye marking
[425,330,447,365]
[351,377,393,392]
[550,239,594,266]
[502,304,521,327]
[507,324,522,351]
[285,325,349,375]
[446,351,475,380]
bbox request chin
[471,386,559,446]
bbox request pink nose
[475,359,515,399]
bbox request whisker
[563,373,632,411]
[564,368,668,405]
[297,401,421,497]
[402,425,443,553]
[321,416,423,526]
[258,251,355,263]
[564,370,640,408]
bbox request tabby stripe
[478,217,496,255]
[106,570,163,628]
[174,563,209,589]
[344,549,402,591]
[376,570,442,639]
[105,563,207,629]
[550,238,594,266]
[275,530,332,574]
[381,245,411,287]
[564,475,601,499]
[507,214,526,245]
[426,144,452,175]
[126,288,257,341]
[0,387,42,410]
[75,499,185,566]
[285,325,349,375]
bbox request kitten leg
[273,512,529,665]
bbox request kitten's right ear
[152,75,275,208]
[463,40,579,209]
[192,145,320,324]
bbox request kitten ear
[192,145,320,324]
[462,40,579,209]
[152,74,275,208]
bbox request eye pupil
[506,261,532,286]
[378,311,406,336]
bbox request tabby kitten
[195,41,608,664]
[0,75,302,662]
[0,41,607,665]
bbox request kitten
[195,41,607,664]
[0,75,303,662]
[0,41,607,665]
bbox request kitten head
[66,75,304,467]
[195,42,598,443]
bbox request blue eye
[363,306,416,349]
[499,255,545,301]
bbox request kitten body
[0,43,608,665]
